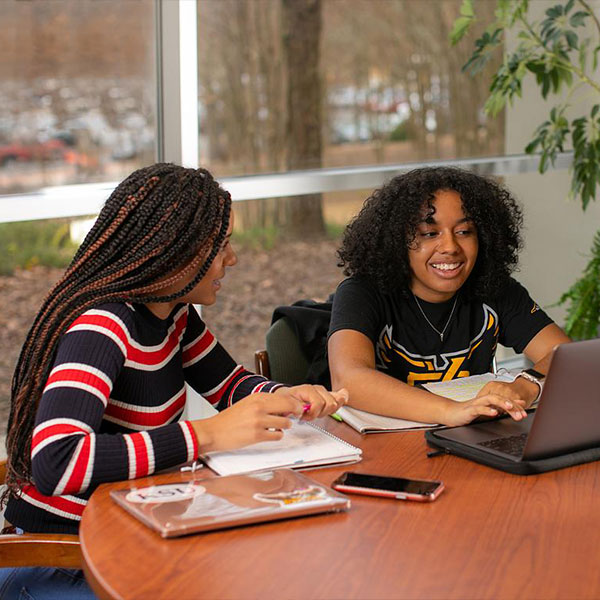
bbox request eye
[419,230,438,239]
[456,228,474,236]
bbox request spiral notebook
[111,469,351,538]
[202,421,362,476]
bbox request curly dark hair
[337,166,523,299]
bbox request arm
[328,329,521,426]
[183,307,347,420]
[524,322,571,367]
[476,323,571,408]
[32,311,197,497]
[182,307,284,410]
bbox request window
[0,0,157,194]
[197,0,505,179]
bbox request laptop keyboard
[478,433,528,457]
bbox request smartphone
[331,472,444,502]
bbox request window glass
[0,0,156,194]
[0,218,78,444]
[0,0,156,448]
[198,0,505,178]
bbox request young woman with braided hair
[0,163,347,598]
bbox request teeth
[431,263,460,271]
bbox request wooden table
[80,420,600,599]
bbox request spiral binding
[305,422,362,454]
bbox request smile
[429,262,464,277]
[431,262,461,271]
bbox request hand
[274,384,349,419]
[190,393,305,453]
[477,378,539,410]
[441,387,528,427]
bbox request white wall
[504,0,600,330]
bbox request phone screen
[340,472,440,495]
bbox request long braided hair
[4,163,231,499]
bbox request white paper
[423,372,513,402]
[336,406,437,433]
[203,421,361,476]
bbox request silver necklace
[412,292,459,342]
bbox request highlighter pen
[330,412,343,422]
[288,403,311,422]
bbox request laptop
[432,338,600,463]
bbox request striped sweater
[5,302,282,534]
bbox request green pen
[330,412,343,422]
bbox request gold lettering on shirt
[376,304,500,386]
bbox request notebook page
[423,372,513,402]
[203,421,361,476]
[337,406,437,432]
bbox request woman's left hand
[274,384,349,419]
[476,377,539,412]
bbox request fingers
[262,414,294,431]
[260,428,285,442]
[332,388,349,404]
[259,392,305,418]
[305,385,335,419]
[285,385,349,419]
[329,388,349,416]
[470,405,500,419]
[476,381,527,409]
[473,394,527,421]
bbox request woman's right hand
[189,393,306,453]
[440,393,527,427]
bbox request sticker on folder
[125,483,206,504]
[254,485,327,507]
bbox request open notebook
[111,469,351,538]
[336,372,514,434]
[202,421,362,476]
[335,406,437,434]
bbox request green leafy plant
[556,229,600,339]
[451,0,600,338]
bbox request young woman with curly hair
[1,163,347,598]
[328,167,569,427]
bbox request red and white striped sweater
[5,302,282,534]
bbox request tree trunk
[281,0,325,238]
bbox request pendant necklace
[412,292,459,342]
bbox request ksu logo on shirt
[531,302,540,314]
[375,304,500,386]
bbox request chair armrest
[254,350,271,379]
[0,533,81,568]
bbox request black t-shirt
[328,277,553,387]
